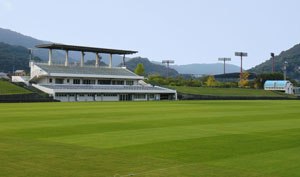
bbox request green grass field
[172,86,296,98]
[0,80,31,95]
[1,101,300,177]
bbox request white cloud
[0,0,13,11]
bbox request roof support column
[95,53,99,67]
[81,51,85,67]
[65,50,69,66]
[109,53,112,68]
[48,49,52,65]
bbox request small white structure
[12,76,30,84]
[14,70,26,76]
[264,80,294,94]
[27,43,177,102]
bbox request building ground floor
[33,84,177,102]
[54,93,176,102]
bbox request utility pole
[271,53,275,72]
[218,58,231,74]
[235,52,248,82]
[162,60,175,78]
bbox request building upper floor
[36,77,140,86]
[30,62,144,85]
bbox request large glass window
[135,94,146,99]
[112,80,124,85]
[83,80,96,85]
[98,80,111,85]
[73,79,80,84]
[126,80,134,85]
[103,93,118,97]
[91,80,96,84]
[55,93,67,97]
[149,94,155,99]
[55,79,64,84]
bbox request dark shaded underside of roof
[35,43,138,55]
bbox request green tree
[206,76,216,87]
[134,63,146,76]
[238,71,250,88]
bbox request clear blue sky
[1,0,300,69]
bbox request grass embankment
[0,80,31,95]
[172,86,296,98]
[1,101,300,177]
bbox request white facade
[264,80,294,94]
[29,62,177,102]
[12,76,30,85]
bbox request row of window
[55,93,154,99]
[50,78,134,85]
[134,94,146,99]
[56,93,119,97]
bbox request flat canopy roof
[35,43,138,55]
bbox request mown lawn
[1,101,300,177]
[0,81,31,95]
[172,86,296,98]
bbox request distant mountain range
[0,27,129,66]
[151,61,241,75]
[170,63,241,75]
[0,28,67,63]
[2,27,300,80]
[122,57,180,77]
[249,43,300,81]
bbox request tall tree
[238,71,250,88]
[206,75,216,87]
[134,63,146,76]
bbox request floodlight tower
[283,61,288,80]
[235,52,248,82]
[218,58,231,74]
[28,48,35,67]
[271,53,275,72]
[162,60,175,78]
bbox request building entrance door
[119,94,132,101]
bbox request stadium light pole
[283,61,288,80]
[218,58,231,74]
[29,48,33,61]
[271,53,275,72]
[235,52,248,82]
[162,60,175,78]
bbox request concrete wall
[12,76,30,83]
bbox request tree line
[134,63,298,88]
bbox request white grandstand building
[29,44,177,102]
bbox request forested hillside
[249,43,300,80]
[0,42,41,73]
